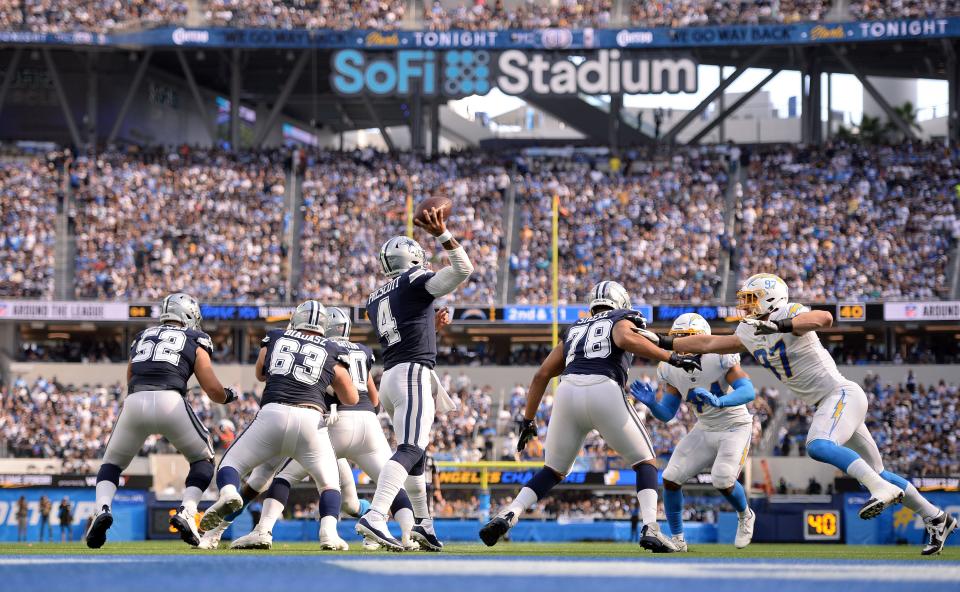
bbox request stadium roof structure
[0,19,957,149]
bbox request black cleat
[169,507,201,547]
[639,524,678,553]
[479,512,514,547]
[922,512,957,556]
[411,519,443,552]
[85,506,113,549]
[858,489,904,520]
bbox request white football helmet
[289,300,327,335]
[589,280,632,314]
[379,236,425,277]
[669,313,711,336]
[324,306,351,339]
[159,293,202,330]
[736,273,789,319]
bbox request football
[415,196,453,224]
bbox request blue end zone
[4,555,958,592]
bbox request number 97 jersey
[561,309,645,388]
[735,302,849,406]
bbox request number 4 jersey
[657,354,752,430]
[561,308,645,388]
[129,324,213,394]
[366,267,437,370]
[260,329,347,410]
[735,302,849,406]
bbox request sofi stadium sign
[331,49,697,97]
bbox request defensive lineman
[231,307,418,550]
[357,206,474,551]
[644,273,957,555]
[630,313,757,551]
[479,281,702,552]
[86,293,239,549]
[199,301,358,550]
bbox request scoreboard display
[803,509,841,541]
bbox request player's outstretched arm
[613,321,701,371]
[418,207,475,297]
[254,347,268,382]
[743,309,832,336]
[630,380,681,422]
[194,347,238,404]
[332,364,360,406]
[671,333,746,355]
[525,344,565,420]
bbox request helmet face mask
[589,280,632,315]
[324,306,352,339]
[736,273,789,319]
[380,236,426,277]
[289,300,327,335]
[159,293,202,330]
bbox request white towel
[431,370,458,414]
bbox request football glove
[689,387,722,408]
[629,380,657,407]
[223,386,240,404]
[668,352,702,372]
[743,317,793,335]
[517,418,537,453]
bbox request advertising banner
[0,300,129,321]
[884,301,960,321]
[3,18,957,49]
[0,487,147,542]
[843,491,960,546]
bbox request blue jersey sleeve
[405,268,436,301]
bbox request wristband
[659,334,675,350]
[776,318,794,333]
[436,230,453,243]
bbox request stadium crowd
[298,150,507,305]
[511,149,728,304]
[737,142,960,302]
[3,0,960,32]
[0,158,58,298]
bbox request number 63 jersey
[260,329,347,410]
[735,302,849,407]
[128,324,214,394]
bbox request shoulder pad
[620,310,647,328]
[196,334,213,353]
[786,302,809,318]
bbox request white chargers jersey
[657,353,753,431]
[735,302,851,406]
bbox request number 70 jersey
[735,302,849,406]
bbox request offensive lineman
[642,273,957,555]
[479,281,702,552]
[630,313,757,551]
[357,207,474,551]
[199,301,358,550]
[86,293,239,549]
[230,307,418,550]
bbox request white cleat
[200,489,243,532]
[858,482,904,520]
[362,537,383,551]
[401,535,421,551]
[671,534,688,552]
[169,506,201,547]
[196,521,230,550]
[734,508,756,549]
[639,523,678,553]
[230,528,273,550]
[319,530,350,551]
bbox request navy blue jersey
[325,339,376,413]
[128,325,213,394]
[260,329,347,410]
[366,267,437,370]
[561,309,646,387]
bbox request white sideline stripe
[0,558,165,565]
[327,559,960,583]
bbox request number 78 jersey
[735,302,849,406]
[561,309,645,388]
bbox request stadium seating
[0,159,57,298]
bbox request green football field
[1,540,957,560]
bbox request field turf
[1,541,957,592]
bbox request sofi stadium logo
[331,49,697,97]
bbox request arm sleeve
[424,246,474,298]
[647,391,681,422]
[719,377,755,407]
